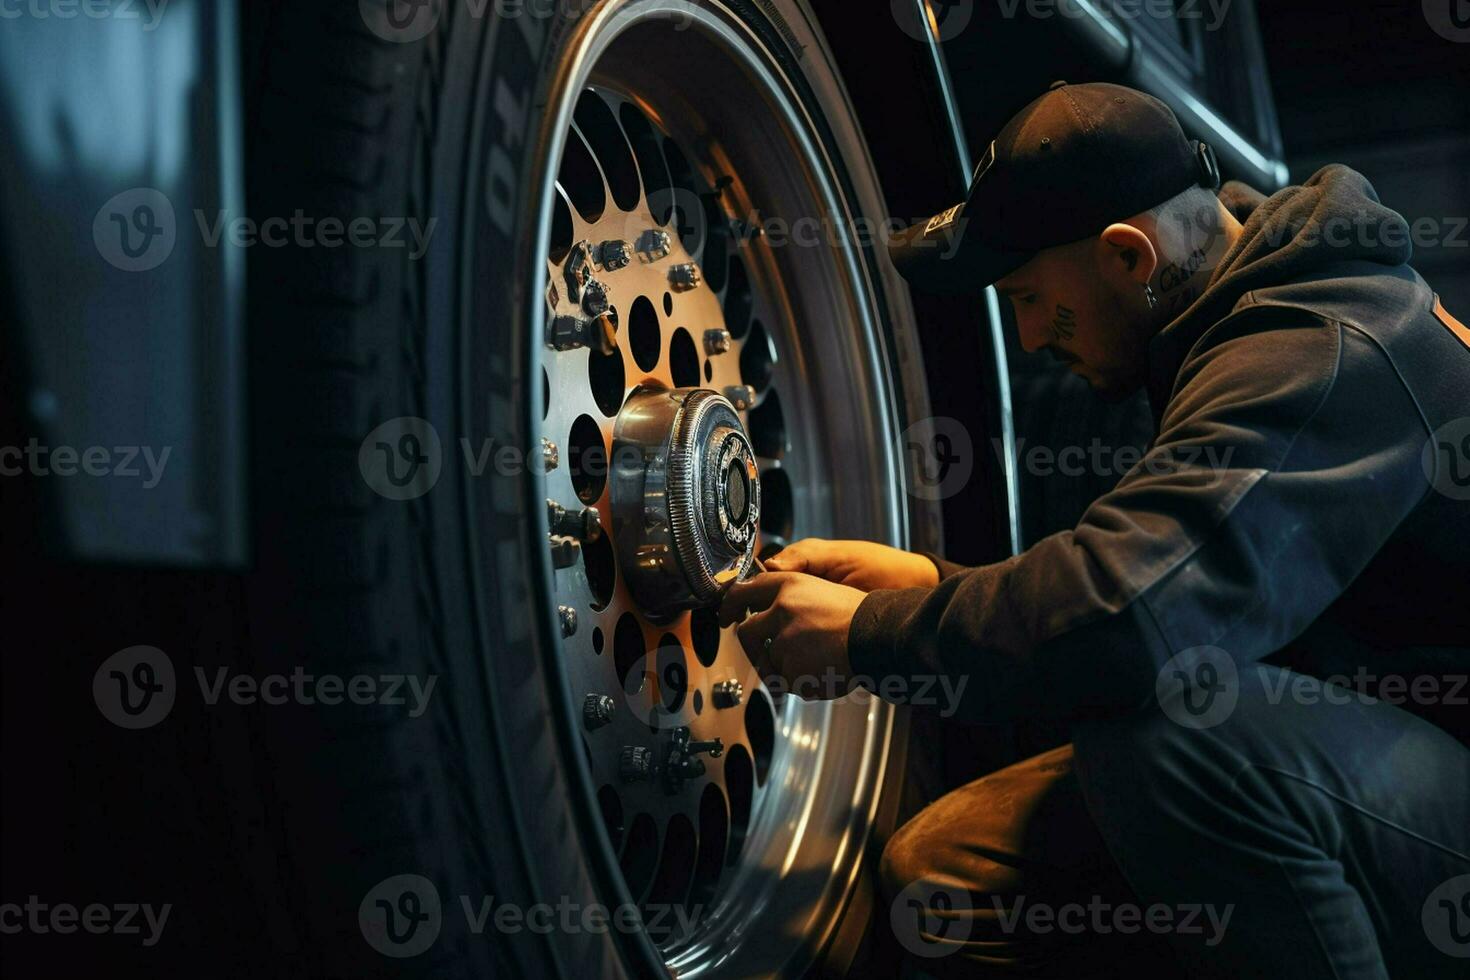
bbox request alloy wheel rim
[526,3,911,973]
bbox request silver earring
[1143,284,1158,310]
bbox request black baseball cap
[889,81,1221,294]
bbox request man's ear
[1099,223,1158,286]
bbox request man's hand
[764,538,940,593]
[718,572,866,698]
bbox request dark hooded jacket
[849,166,1470,744]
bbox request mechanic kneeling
[719,82,1470,979]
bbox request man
[720,82,1470,978]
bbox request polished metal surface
[610,387,760,619]
[530,2,912,975]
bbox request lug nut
[542,438,559,472]
[558,605,579,638]
[550,536,581,569]
[564,240,595,302]
[548,500,602,542]
[583,693,615,730]
[703,328,732,356]
[722,385,756,411]
[636,229,671,262]
[669,263,702,291]
[548,314,588,351]
[581,279,610,318]
[712,679,744,708]
[620,745,655,782]
[547,313,616,354]
[598,240,632,270]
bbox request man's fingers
[717,585,751,628]
[717,571,798,627]
[763,551,808,573]
[763,537,826,574]
[735,609,781,675]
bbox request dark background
[1257,0,1470,316]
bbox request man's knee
[880,744,1085,904]
[880,748,1179,975]
[880,800,956,903]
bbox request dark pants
[880,665,1470,978]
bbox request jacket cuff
[919,551,968,583]
[847,586,931,685]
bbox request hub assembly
[610,386,761,620]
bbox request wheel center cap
[725,460,748,525]
[709,428,759,553]
[610,387,761,619]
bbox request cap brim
[887,207,1035,296]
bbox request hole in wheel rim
[569,414,608,504]
[620,100,673,222]
[620,813,659,900]
[558,126,606,223]
[687,782,730,924]
[583,528,616,611]
[661,137,704,256]
[669,327,700,387]
[724,744,754,867]
[701,195,729,294]
[689,606,720,668]
[574,89,642,213]
[740,319,776,393]
[746,688,775,787]
[614,611,646,695]
[589,346,626,418]
[644,813,697,944]
[724,254,753,339]
[629,295,661,373]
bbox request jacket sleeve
[848,318,1432,723]
[920,552,970,582]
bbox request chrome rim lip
[526,3,908,975]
